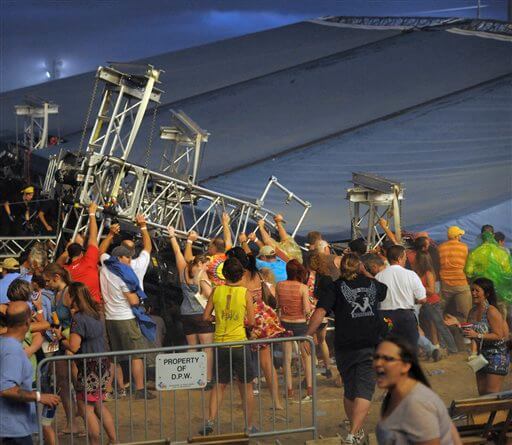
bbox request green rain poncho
[465,232,512,302]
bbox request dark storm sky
[1,0,508,92]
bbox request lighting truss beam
[53,153,310,248]
[14,102,59,150]
[159,109,210,184]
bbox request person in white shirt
[99,214,152,290]
[99,214,155,400]
[375,245,426,350]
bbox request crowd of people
[0,193,511,445]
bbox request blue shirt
[0,336,37,437]
[40,289,54,323]
[256,257,287,283]
[0,272,21,304]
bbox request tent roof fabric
[1,18,511,241]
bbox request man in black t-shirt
[3,185,39,235]
[306,253,387,445]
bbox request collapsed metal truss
[159,110,209,184]
[347,172,403,250]
[54,154,309,246]
[39,64,310,252]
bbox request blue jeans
[418,335,435,355]
[419,303,458,353]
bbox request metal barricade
[36,336,317,444]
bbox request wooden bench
[188,432,249,445]
[450,393,512,445]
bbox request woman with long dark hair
[374,335,461,445]
[43,263,79,434]
[227,243,285,410]
[57,282,116,445]
[414,251,458,358]
[167,226,214,387]
[462,277,509,395]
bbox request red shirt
[64,244,102,302]
[420,273,440,305]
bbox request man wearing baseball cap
[255,245,288,283]
[0,258,21,304]
[438,226,471,320]
[100,242,156,400]
[2,185,39,235]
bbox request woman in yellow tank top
[201,257,256,435]
[212,282,249,343]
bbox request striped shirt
[438,239,469,286]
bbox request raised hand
[135,214,147,227]
[88,201,98,215]
[274,213,284,223]
[109,223,121,236]
[221,212,230,225]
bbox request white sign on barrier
[156,352,207,390]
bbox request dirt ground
[49,351,512,444]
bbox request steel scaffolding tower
[347,172,404,250]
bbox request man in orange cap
[438,226,471,320]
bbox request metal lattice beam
[347,172,404,250]
[15,101,59,151]
[0,236,57,259]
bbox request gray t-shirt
[376,383,453,445]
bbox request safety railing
[36,336,317,444]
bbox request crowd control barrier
[36,336,318,444]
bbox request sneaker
[432,349,442,362]
[342,434,356,444]
[134,389,156,400]
[355,428,365,442]
[199,420,214,436]
[301,394,313,402]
